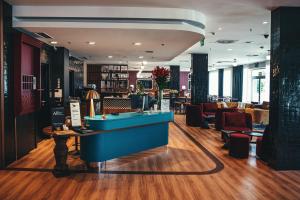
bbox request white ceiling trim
[13,21,205,36]
[13,6,206,26]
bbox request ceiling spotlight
[227,48,233,51]
[263,21,268,25]
[133,42,142,46]
[50,41,58,44]
[88,41,96,45]
[138,56,144,59]
[108,55,113,59]
[218,27,222,31]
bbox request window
[223,68,232,97]
[209,70,218,95]
[251,67,270,103]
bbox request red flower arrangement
[152,66,170,89]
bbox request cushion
[225,112,247,127]
[262,101,270,110]
[221,102,228,108]
[203,103,218,112]
[226,102,238,108]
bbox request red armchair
[221,112,252,132]
[202,103,218,118]
[215,108,238,131]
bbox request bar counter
[81,111,174,162]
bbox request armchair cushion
[215,108,237,131]
[203,103,218,113]
[226,113,247,127]
[221,112,252,131]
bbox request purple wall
[180,72,189,90]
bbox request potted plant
[152,66,170,109]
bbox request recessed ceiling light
[108,55,113,59]
[88,41,96,45]
[227,48,233,51]
[263,21,268,24]
[133,42,142,46]
[50,41,58,44]
[218,27,222,31]
[138,56,144,59]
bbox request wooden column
[169,65,180,91]
[191,54,208,104]
[270,7,300,170]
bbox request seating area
[1,1,300,199]
[186,102,267,159]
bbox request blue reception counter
[81,111,174,162]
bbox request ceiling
[22,27,201,63]
[7,0,300,71]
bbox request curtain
[232,65,243,101]
[218,69,224,97]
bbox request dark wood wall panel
[13,32,42,116]
[16,113,36,158]
[191,54,208,104]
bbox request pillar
[191,54,208,104]
[269,7,300,170]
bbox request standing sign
[161,99,170,112]
[70,102,81,127]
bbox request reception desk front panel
[81,112,174,162]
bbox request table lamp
[86,90,100,118]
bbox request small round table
[43,126,75,177]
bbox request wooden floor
[1,115,300,200]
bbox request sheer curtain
[242,66,252,103]
[223,68,232,97]
[209,70,219,95]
